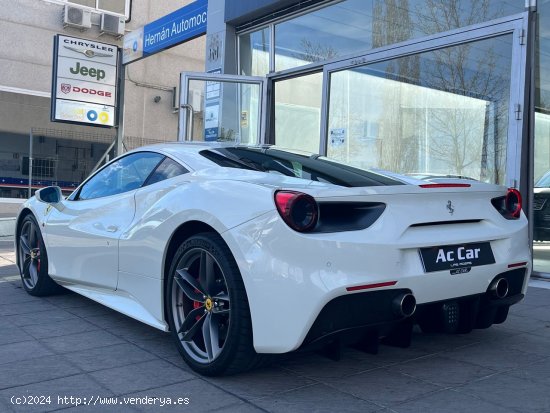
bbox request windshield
[200,147,405,187]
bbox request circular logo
[133,40,138,52]
[99,112,109,124]
[205,298,213,311]
[86,110,98,122]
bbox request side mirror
[35,186,63,204]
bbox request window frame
[142,156,190,187]
[43,0,130,18]
[236,0,527,77]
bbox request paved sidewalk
[1,244,550,412]
[0,241,16,280]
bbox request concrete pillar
[205,0,237,74]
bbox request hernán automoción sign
[122,0,207,65]
[51,35,119,127]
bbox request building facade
[0,0,205,197]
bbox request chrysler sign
[51,35,119,127]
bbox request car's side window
[144,157,188,186]
[77,152,164,200]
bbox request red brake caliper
[36,249,41,272]
[193,288,202,320]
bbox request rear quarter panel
[118,175,277,279]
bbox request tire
[166,232,263,376]
[17,214,63,296]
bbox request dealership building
[0,0,205,198]
[1,0,550,274]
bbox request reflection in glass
[274,0,523,72]
[274,72,323,153]
[534,113,550,269]
[533,0,550,272]
[239,27,270,76]
[187,80,261,144]
[327,35,513,185]
[78,153,163,200]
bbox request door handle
[106,225,118,233]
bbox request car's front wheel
[17,214,62,296]
[167,232,262,376]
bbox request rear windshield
[200,147,404,187]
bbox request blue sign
[143,0,207,55]
[205,127,219,141]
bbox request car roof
[135,141,244,152]
[127,142,282,171]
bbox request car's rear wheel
[18,215,62,296]
[167,232,262,376]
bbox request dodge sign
[51,35,119,127]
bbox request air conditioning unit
[63,5,92,30]
[101,13,125,37]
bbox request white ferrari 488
[15,143,531,375]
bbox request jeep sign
[57,58,116,85]
[51,35,119,127]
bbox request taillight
[505,188,522,218]
[274,190,318,232]
[491,188,522,220]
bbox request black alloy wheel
[18,215,61,296]
[167,232,263,376]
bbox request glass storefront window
[185,79,262,144]
[274,72,323,153]
[326,35,513,184]
[239,27,270,76]
[532,0,550,272]
[273,0,523,72]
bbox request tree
[413,0,508,183]
[295,39,338,63]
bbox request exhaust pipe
[489,278,509,299]
[393,293,416,318]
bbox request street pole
[28,129,33,199]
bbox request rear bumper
[224,211,531,353]
[301,288,413,347]
[301,268,526,347]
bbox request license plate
[419,242,495,273]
